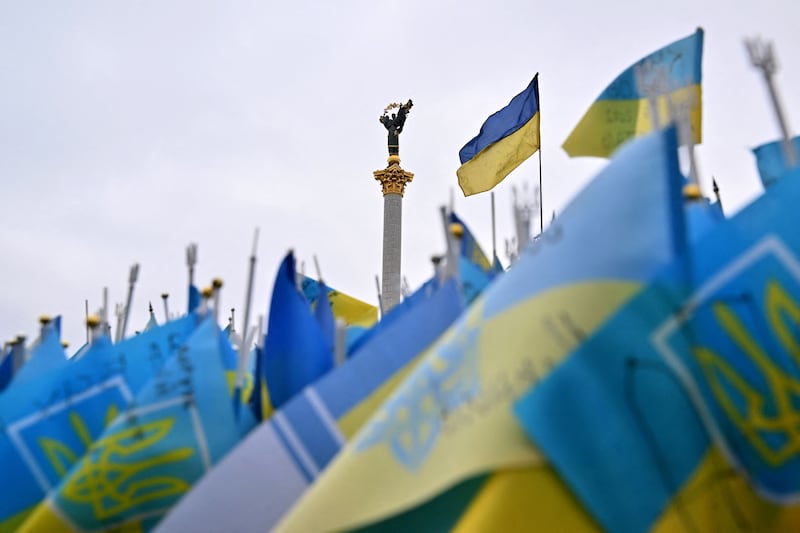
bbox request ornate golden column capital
[373,158,414,197]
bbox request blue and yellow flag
[753,135,800,188]
[17,317,240,533]
[457,75,540,196]
[515,167,800,532]
[154,279,465,533]
[275,127,686,532]
[0,315,198,532]
[563,29,703,158]
[301,275,378,330]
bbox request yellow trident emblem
[693,280,800,466]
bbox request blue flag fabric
[188,284,202,314]
[315,281,336,358]
[753,135,800,188]
[0,349,12,393]
[514,167,800,532]
[154,278,465,533]
[7,328,67,388]
[18,317,241,532]
[264,252,332,410]
[0,314,198,529]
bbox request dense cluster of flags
[2,27,800,532]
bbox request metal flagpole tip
[161,293,169,299]
[38,314,52,325]
[682,183,703,201]
[86,314,102,328]
[201,286,214,299]
[61,340,69,349]
[449,222,465,239]
[212,278,224,290]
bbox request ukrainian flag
[457,74,540,196]
[563,29,703,158]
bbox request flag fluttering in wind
[275,127,687,532]
[457,74,540,196]
[563,29,703,158]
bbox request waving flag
[515,167,800,532]
[457,74,540,196]
[155,279,464,533]
[563,29,703,158]
[275,127,686,532]
[17,317,240,532]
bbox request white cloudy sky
[1,0,797,350]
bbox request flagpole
[490,191,497,260]
[237,228,259,387]
[538,149,544,233]
[161,293,170,322]
[84,299,89,344]
[119,264,139,342]
[745,37,797,167]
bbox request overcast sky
[1,0,797,350]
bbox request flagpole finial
[86,314,101,329]
[212,278,224,290]
[38,315,52,326]
[682,183,703,201]
[449,222,465,240]
[61,340,69,349]
[161,293,168,300]
[201,286,213,299]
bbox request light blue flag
[18,317,241,532]
[264,252,332,409]
[8,327,67,387]
[752,135,800,188]
[514,166,800,532]
[154,278,465,533]
[0,314,198,529]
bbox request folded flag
[275,127,686,532]
[457,74,540,196]
[155,279,464,533]
[563,29,703,158]
[264,252,333,410]
[752,135,800,189]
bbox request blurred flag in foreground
[276,127,686,532]
[457,74,540,196]
[515,167,800,532]
[155,279,464,533]
[563,29,703,158]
